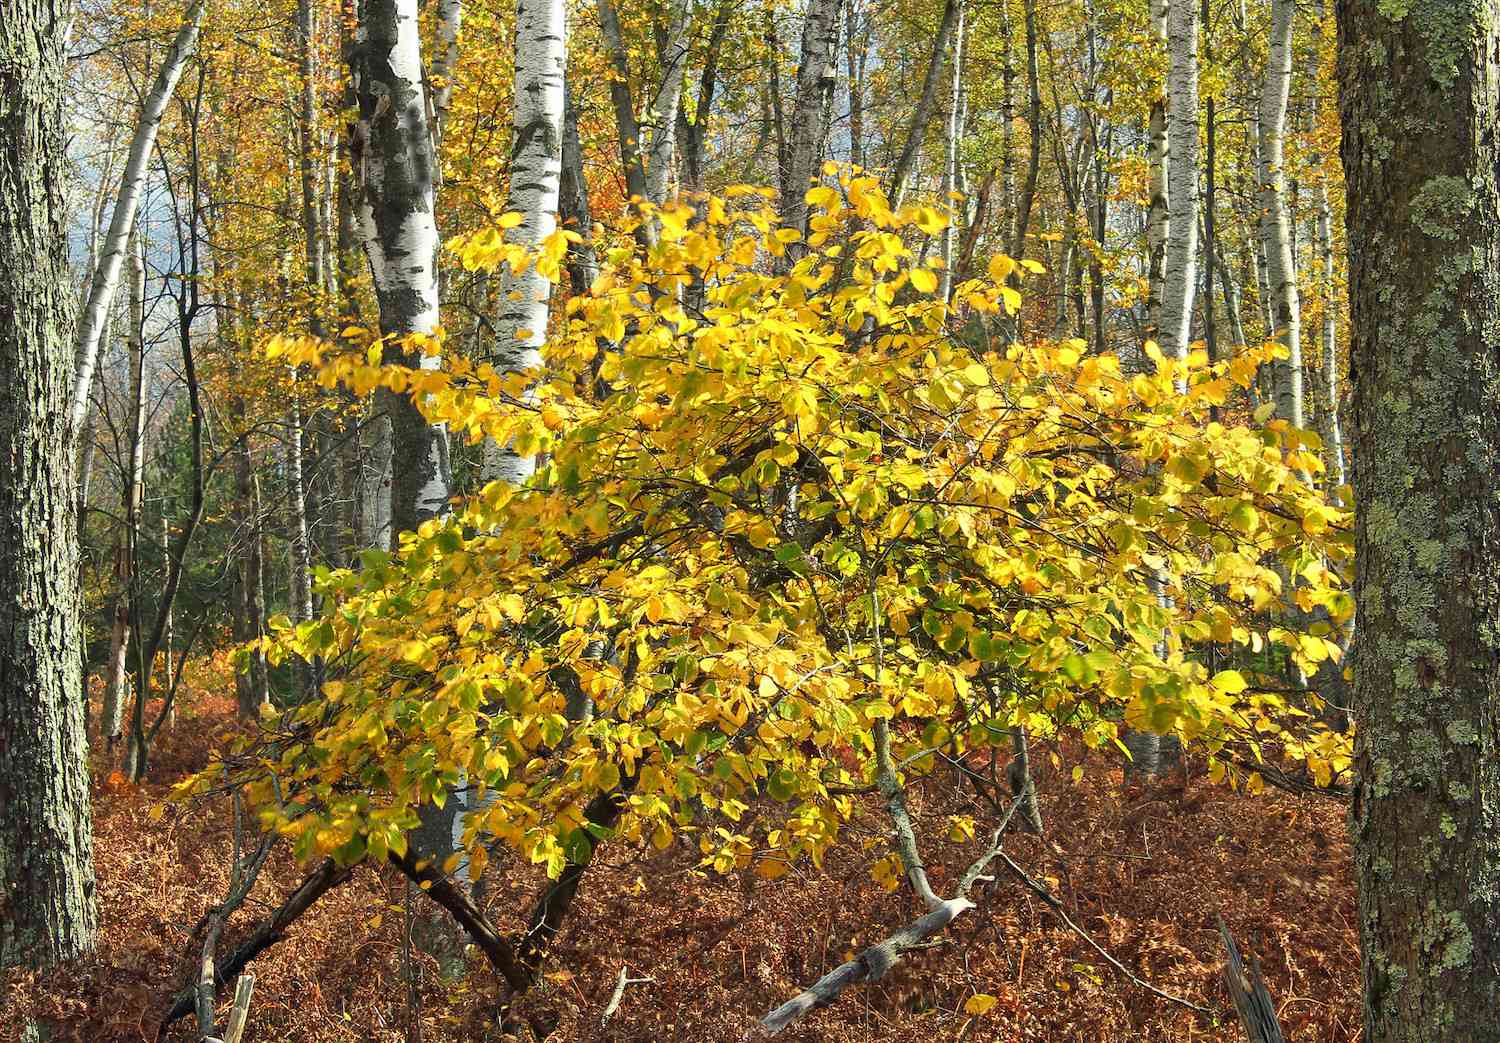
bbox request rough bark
[1010,0,1042,260]
[560,80,600,297]
[68,0,207,447]
[596,0,651,211]
[0,0,98,967]
[1260,0,1302,425]
[779,0,841,238]
[1338,2,1500,1038]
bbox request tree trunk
[285,396,314,630]
[938,0,966,303]
[780,0,841,238]
[430,0,463,151]
[560,79,600,297]
[596,0,651,213]
[101,233,147,750]
[1260,0,1302,425]
[68,0,207,447]
[0,0,97,968]
[1316,182,1346,500]
[886,0,961,206]
[644,0,691,207]
[1144,0,1168,342]
[1159,0,1199,368]
[479,0,565,485]
[233,423,270,719]
[1339,2,1500,1038]
[351,0,451,535]
[1010,0,1042,260]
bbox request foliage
[188,174,1353,885]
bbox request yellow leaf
[1212,670,1248,694]
[964,993,999,1015]
[909,267,938,294]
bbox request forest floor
[4,658,1360,1043]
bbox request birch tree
[1259,0,1302,425]
[643,0,691,207]
[1316,184,1345,500]
[1158,0,1198,367]
[100,234,147,750]
[350,0,451,535]
[938,0,966,302]
[479,0,566,485]
[68,0,207,448]
[0,0,97,968]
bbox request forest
[0,0,1491,1039]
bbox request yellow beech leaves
[195,175,1353,882]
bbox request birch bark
[1259,0,1302,425]
[479,0,565,485]
[1158,0,1199,369]
[68,0,207,447]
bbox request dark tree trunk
[0,0,99,969]
[1338,2,1500,1039]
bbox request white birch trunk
[1317,184,1346,500]
[101,236,147,749]
[68,0,206,447]
[938,0,966,303]
[352,0,450,534]
[644,0,691,206]
[1259,0,1302,425]
[1159,0,1199,373]
[285,396,314,626]
[430,0,463,149]
[478,0,566,485]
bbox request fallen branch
[757,799,1021,1036]
[160,857,354,1033]
[998,851,1209,1015]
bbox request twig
[997,851,1209,1014]
[600,965,654,1026]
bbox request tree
[350,0,451,536]
[1159,0,1199,366]
[68,0,207,447]
[1339,1,1500,1038]
[0,0,98,969]
[1259,0,1301,424]
[480,0,566,484]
